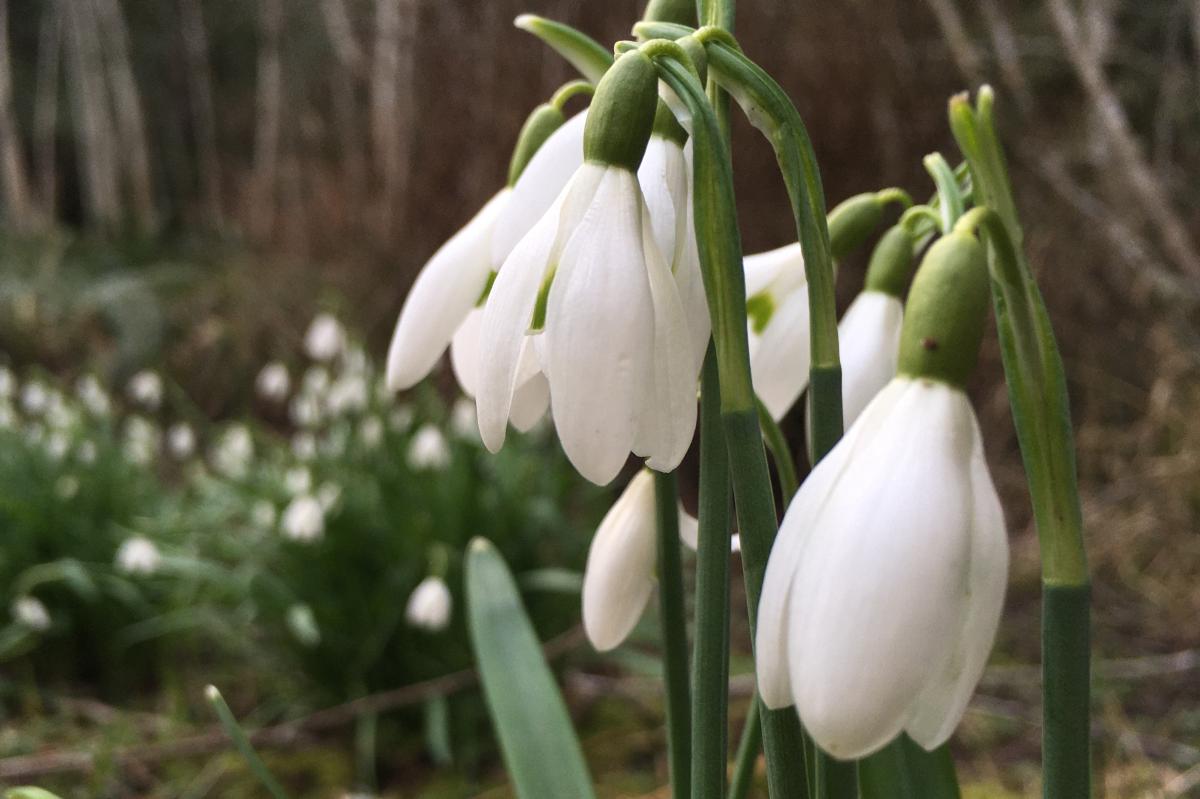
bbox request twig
[0,626,585,781]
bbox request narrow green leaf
[205,685,291,799]
[424,695,453,766]
[513,15,613,84]
[466,538,595,799]
[5,788,66,799]
[858,736,961,799]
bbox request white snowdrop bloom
[251,499,277,529]
[55,474,79,499]
[126,370,163,410]
[407,424,450,471]
[316,481,342,512]
[45,432,69,461]
[76,439,97,464]
[358,415,384,449]
[582,470,703,651]
[0,365,13,398]
[281,494,325,542]
[166,423,196,459]
[305,313,346,362]
[449,397,478,439]
[116,536,163,575]
[743,243,813,421]
[388,405,414,432]
[289,394,323,429]
[319,426,349,458]
[76,374,111,416]
[20,381,49,415]
[476,51,698,486]
[123,416,161,465]
[291,431,317,461]
[756,232,1007,759]
[326,374,369,416]
[286,603,321,647]
[302,366,331,396]
[12,595,50,631]
[405,576,452,632]
[212,425,254,479]
[284,466,313,496]
[256,361,291,401]
[45,393,76,431]
[342,345,370,377]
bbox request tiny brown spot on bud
[921,337,939,351]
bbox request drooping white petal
[743,242,805,300]
[510,371,550,432]
[634,203,698,473]
[836,291,904,427]
[750,284,812,421]
[545,167,653,485]
[638,136,689,268]
[450,307,483,397]
[905,408,1009,749]
[786,379,975,759]
[676,186,711,376]
[490,110,588,267]
[582,470,658,651]
[387,189,509,391]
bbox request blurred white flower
[0,401,15,429]
[20,381,48,415]
[305,314,346,362]
[291,432,317,461]
[449,398,478,439]
[116,536,163,575]
[302,366,331,396]
[0,365,13,399]
[11,596,50,631]
[45,392,76,431]
[256,361,291,401]
[281,495,325,542]
[389,405,414,432]
[77,440,98,464]
[358,416,384,449]
[316,481,342,512]
[284,466,313,495]
[45,432,69,461]
[251,499,277,529]
[289,394,323,428]
[327,374,369,416]
[342,346,370,377]
[405,576,452,631]
[212,425,254,478]
[127,370,163,410]
[408,424,450,470]
[319,426,349,458]
[123,416,161,465]
[76,375,112,416]
[166,423,196,459]
[286,603,322,647]
[55,474,80,499]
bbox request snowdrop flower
[212,425,254,478]
[408,424,450,471]
[477,51,698,485]
[386,109,585,395]
[116,536,162,575]
[127,370,163,409]
[449,397,478,439]
[281,494,325,542]
[405,576,452,632]
[744,243,812,421]
[76,374,111,416]
[11,596,50,631]
[20,381,48,415]
[77,439,97,464]
[305,314,346,362]
[166,423,196,459]
[389,405,414,432]
[327,373,368,416]
[358,415,384,449]
[55,474,80,499]
[302,366,331,396]
[756,231,1007,759]
[256,361,291,401]
[251,499,278,529]
[319,426,349,458]
[286,603,321,646]
[290,394,323,428]
[0,401,14,429]
[284,466,313,495]
[292,431,317,461]
[316,481,342,512]
[582,470,700,651]
[45,432,69,461]
[123,416,161,465]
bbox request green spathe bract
[827,192,884,261]
[864,224,917,298]
[583,50,660,172]
[898,231,990,389]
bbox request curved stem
[654,470,692,799]
[755,397,797,500]
[550,80,595,109]
[514,15,613,83]
[923,152,965,233]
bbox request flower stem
[691,347,732,799]
[655,469,692,799]
[729,697,762,799]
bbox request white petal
[634,202,698,472]
[545,168,653,485]
[509,371,550,432]
[743,242,805,300]
[450,307,483,397]
[750,285,812,421]
[905,407,1009,749]
[637,136,688,268]
[582,470,658,651]
[836,291,904,427]
[387,189,508,391]
[491,110,587,267]
[678,508,699,549]
[786,379,976,759]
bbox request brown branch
[0,626,586,782]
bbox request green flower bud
[863,224,916,298]
[898,231,991,389]
[652,101,687,146]
[827,193,884,261]
[507,103,566,186]
[583,50,660,172]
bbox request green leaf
[5,789,67,799]
[424,695,453,766]
[858,735,960,799]
[465,538,595,799]
[513,15,612,84]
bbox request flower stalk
[654,469,692,799]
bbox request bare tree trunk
[251,0,283,239]
[61,0,121,230]
[178,0,223,228]
[1046,0,1200,278]
[370,0,416,240]
[92,0,155,233]
[34,3,60,221]
[320,0,366,222]
[923,0,984,88]
[0,0,37,230]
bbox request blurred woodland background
[0,0,1197,796]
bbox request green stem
[923,152,965,233]
[513,15,613,83]
[691,347,732,799]
[1043,584,1091,798]
[205,686,291,799]
[655,470,692,799]
[755,396,798,499]
[729,697,762,799]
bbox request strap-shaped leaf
[858,736,961,799]
[466,538,595,799]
